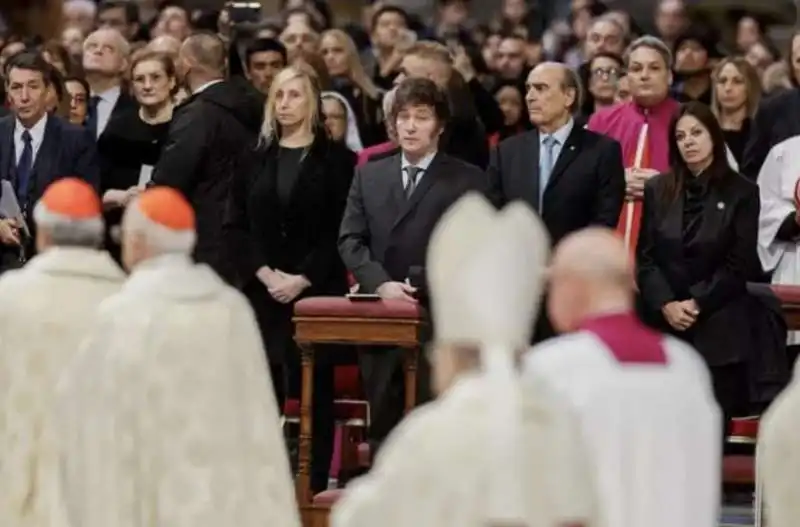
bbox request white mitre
[427,191,550,524]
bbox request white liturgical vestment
[757,135,800,343]
[0,248,124,527]
[56,254,300,527]
[331,374,601,527]
[758,362,800,527]
[524,314,721,527]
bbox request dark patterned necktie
[16,130,32,205]
[86,95,101,137]
[404,165,421,199]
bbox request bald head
[149,35,181,57]
[552,228,631,286]
[181,33,226,74]
[547,228,633,333]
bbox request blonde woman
[225,64,356,495]
[320,28,386,146]
[711,56,761,164]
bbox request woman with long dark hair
[636,101,760,432]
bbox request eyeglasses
[591,67,622,80]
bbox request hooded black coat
[151,77,264,283]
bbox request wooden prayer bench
[293,297,427,527]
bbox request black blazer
[0,114,100,200]
[636,170,760,366]
[741,88,800,180]
[225,135,355,363]
[0,114,99,266]
[98,90,137,139]
[226,135,355,292]
[338,151,487,293]
[152,79,264,282]
[487,124,625,246]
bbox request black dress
[722,118,751,167]
[98,108,171,262]
[225,132,356,493]
[636,169,760,429]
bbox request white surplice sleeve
[757,140,798,273]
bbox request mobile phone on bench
[345,293,381,301]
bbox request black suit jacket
[741,88,800,180]
[152,79,264,282]
[225,135,355,364]
[338,151,486,293]
[97,90,137,140]
[0,114,99,266]
[487,125,625,245]
[636,170,760,366]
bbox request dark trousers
[710,362,749,450]
[358,345,431,458]
[269,352,336,495]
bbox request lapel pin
[717,201,725,210]
[569,145,575,150]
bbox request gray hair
[45,221,104,247]
[625,35,673,70]
[560,66,583,114]
[591,14,626,37]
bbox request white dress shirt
[14,114,48,165]
[91,85,121,138]
[400,150,437,187]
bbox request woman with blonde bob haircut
[710,56,762,164]
[225,63,356,496]
[319,28,386,146]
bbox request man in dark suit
[151,32,263,283]
[488,62,625,340]
[82,27,137,140]
[339,77,485,451]
[0,51,99,268]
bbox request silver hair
[625,35,673,70]
[45,221,104,247]
[591,14,626,37]
[64,0,97,15]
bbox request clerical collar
[580,311,667,364]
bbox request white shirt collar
[540,118,574,145]
[401,150,437,172]
[15,113,48,143]
[92,85,121,104]
[193,79,224,95]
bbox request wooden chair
[282,365,369,484]
[293,296,427,527]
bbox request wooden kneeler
[292,297,427,527]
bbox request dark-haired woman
[636,101,760,431]
[98,50,173,263]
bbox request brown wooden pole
[296,343,315,507]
